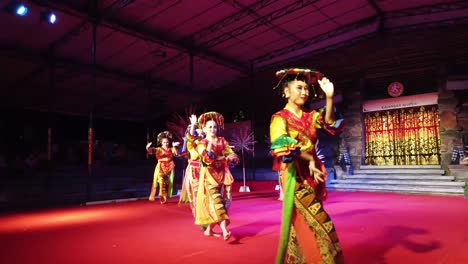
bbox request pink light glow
[0,205,145,232]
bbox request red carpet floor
[1,182,467,264]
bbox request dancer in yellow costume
[179,114,204,219]
[270,68,345,263]
[146,131,180,204]
[195,112,238,240]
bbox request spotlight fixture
[3,1,28,16]
[40,10,57,24]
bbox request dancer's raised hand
[189,114,197,125]
[318,77,334,98]
[146,142,152,150]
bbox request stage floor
[1,187,467,264]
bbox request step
[359,165,441,169]
[331,179,465,187]
[343,175,455,180]
[448,165,468,181]
[353,169,445,175]
[328,184,464,194]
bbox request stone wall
[438,81,467,170]
[340,88,363,169]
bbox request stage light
[16,5,27,15]
[3,1,28,16]
[40,10,57,24]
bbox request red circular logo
[387,82,404,97]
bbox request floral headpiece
[273,68,321,90]
[197,112,224,130]
[157,131,173,146]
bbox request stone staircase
[329,165,465,195]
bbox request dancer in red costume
[270,68,345,263]
[179,115,204,217]
[146,131,180,204]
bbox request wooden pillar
[189,51,194,89]
[47,45,55,162]
[88,22,97,169]
[86,19,98,202]
[249,63,256,180]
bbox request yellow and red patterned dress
[147,146,178,201]
[179,133,202,217]
[195,137,238,226]
[270,104,345,264]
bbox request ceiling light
[40,10,57,24]
[3,1,28,16]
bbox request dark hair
[279,74,322,101]
[273,68,328,103]
[274,74,300,97]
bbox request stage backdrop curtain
[364,105,440,165]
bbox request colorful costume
[179,132,202,217]
[270,104,345,264]
[195,137,237,226]
[147,146,178,202]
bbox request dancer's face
[284,79,309,107]
[161,138,170,148]
[203,120,218,138]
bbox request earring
[310,85,318,98]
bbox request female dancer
[270,68,345,263]
[146,131,180,204]
[179,114,204,218]
[195,112,238,240]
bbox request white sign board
[362,92,438,112]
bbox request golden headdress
[197,112,224,130]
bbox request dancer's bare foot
[204,232,221,237]
[203,230,221,237]
[148,196,155,202]
[223,231,231,241]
